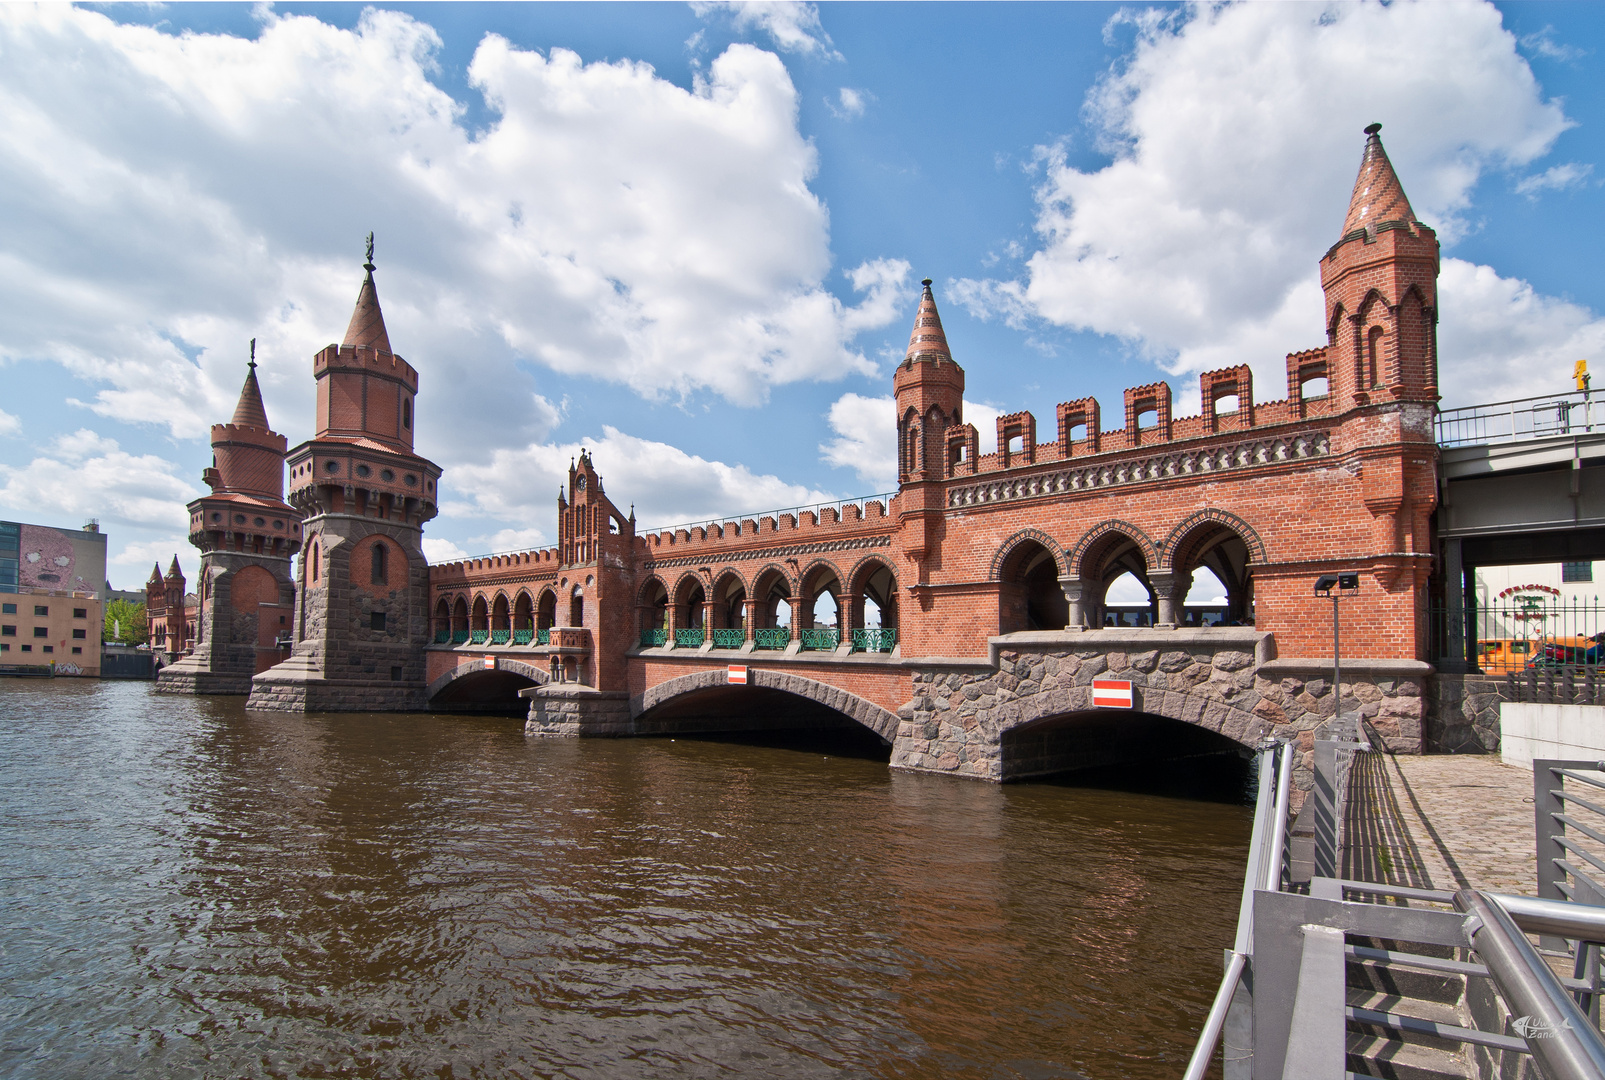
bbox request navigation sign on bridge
[1092,680,1134,709]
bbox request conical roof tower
[1339,123,1419,239]
[904,278,954,365]
[342,258,393,355]
[892,278,965,486]
[230,357,271,431]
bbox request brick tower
[145,559,188,662]
[893,279,965,587]
[247,240,443,711]
[1319,123,1440,598]
[157,346,303,694]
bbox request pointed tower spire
[230,339,271,430]
[166,555,183,580]
[1340,123,1417,239]
[342,233,393,354]
[904,278,953,364]
[148,561,164,585]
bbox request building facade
[0,518,106,676]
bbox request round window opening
[211,512,222,522]
[381,469,394,482]
[234,514,246,524]
[325,461,340,473]
[273,520,284,529]
[404,474,417,486]
[253,517,266,527]
[355,464,371,478]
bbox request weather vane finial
[364,231,375,272]
[248,338,257,371]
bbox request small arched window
[570,585,584,627]
[371,541,388,585]
[402,397,411,430]
[310,542,319,583]
[1367,326,1384,388]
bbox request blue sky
[1,1,1601,588]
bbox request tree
[104,599,147,644]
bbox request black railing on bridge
[1436,389,1602,448]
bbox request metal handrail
[1184,742,1294,1080]
[1436,388,1599,448]
[1455,890,1605,1079]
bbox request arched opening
[635,683,892,762]
[451,596,469,642]
[802,564,842,648]
[310,540,320,583]
[751,569,793,649]
[1000,710,1252,794]
[537,589,557,631]
[639,579,669,642]
[1367,325,1384,388]
[1078,530,1152,628]
[427,664,542,716]
[711,572,746,648]
[434,597,450,643]
[673,577,706,644]
[491,594,511,642]
[1168,520,1254,627]
[513,591,534,632]
[1104,571,1155,627]
[370,540,389,585]
[569,585,585,628]
[471,596,490,640]
[998,540,1067,633]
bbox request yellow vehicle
[1479,636,1599,674]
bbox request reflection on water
[0,680,1250,1079]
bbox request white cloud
[956,1,1582,403]
[819,393,1002,491]
[446,425,837,540]
[829,87,867,120]
[421,537,470,563]
[1514,163,1594,198]
[0,409,19,437]
[1437,258,1605,406]
[110,538,197,585]
[692,2,838,58]
[0,429,199,533]
[0,6,900,455]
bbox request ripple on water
[0,680,1250,1079]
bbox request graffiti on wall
[19,525,92,593]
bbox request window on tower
[371,541,388,585]
[402,398,411,429]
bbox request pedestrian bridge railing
[1437,389,1602,449]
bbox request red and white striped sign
[727,665,748,685]
[483,655,496,670]
[1092,679,1133,708]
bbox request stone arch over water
[632,669,899,744]
[427,658,548,715]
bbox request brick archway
[991,683,1271,748]
[989,529,1067,581]
[632,669,899,742]
[425,657,549,702]
[1068,520,1159,577]
[1160,508,1266,569]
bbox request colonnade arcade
[637,557,900,650]
[997,513,1260,631]
[432,586,561,645]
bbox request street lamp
[1314,572,1361,734]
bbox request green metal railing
[711,629,745,649]
[452,630,469,645]
[434,629,450,644]
[513,629,533,645]
[754,628,790,650]
[490,629,510,645]
[640,628,668,648]
[674,628,705,648]
[800,628,839,651]
[470,629,489,645]
[851,628,897,653]
[536,628,551,646]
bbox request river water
[0,679,1251,1079]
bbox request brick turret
[1320,123,1440,406]
[248,238,443,712]
[158,347,304,694]
[893,280,966,585]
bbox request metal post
[1332,592,1342,735]
[1443,538,1466,672]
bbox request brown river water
[0,679,1251,1079]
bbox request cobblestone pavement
[1345,751,1537,895]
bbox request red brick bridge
[423,127,1443,781]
